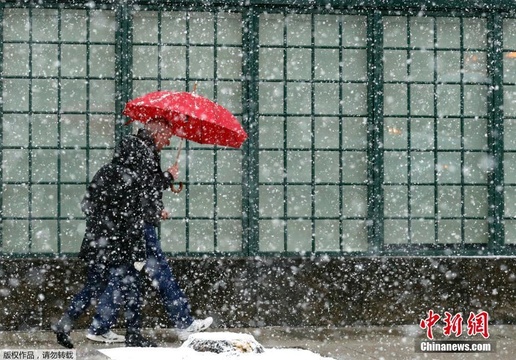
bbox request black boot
[52,323,74,349]
[125,333,157,347]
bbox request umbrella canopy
[123,90,247,148]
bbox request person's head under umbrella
[144,118,175,151]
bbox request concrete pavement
[1,325,516,359]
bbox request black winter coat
[78,129,174,267]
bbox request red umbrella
[122,90,247,149]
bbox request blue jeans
[144,223,193,328]
[57,262,107,333]
[88,264,142,335]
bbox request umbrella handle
[171,182,184,193]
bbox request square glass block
[89,115,115,147]
[342,151,367,183]
[3,44,29,76]
[314,151,339,183]
[1,221,29,254]
[342,118,368,149]
[411,219,436,244]
[410,50,434,82]
[463,152,489,184]
[259,13,284,46]
[315,49,340,80]
[188,150,214,182]
[384,151,408,183]
[60,185,86,219]
[89,10,116,43]
[384,84,407,116]
[286,151,312,183]
[437,51,461,83]
[190,12,215,45]
[464,186,488,217]
[410,84,435,116]
[506,186,516,216]
[314,15,340,46]
[32,114,58,147]
[89,80,116,112]
[217,185,242,217]
[189,220,215,252]
[343,49,367,81]
[4,8,30,41]
[61,44,87,77]
[61,79,87,112]
[436,17,460,48]
[315,117,339,149]
[31,185,58,218]
[217,82,243,114]
[504,86,516,116]
[411,152,435,184]
[383,17,407,48]
[384,219,409,244]
[88,149,114,179]
[32,150,58,183]
[259,116,284,148]
[33,44,59,77]
[217,12,242,45]
[410,185,435,216]
[505,120,516,150]
[163,189,186,218]
[342,83,367,115]
[342,220,368,251]
[217,47,242,79]
[287,220,312,252]
[410,17,434,49]
[259,219,285,252]
[161,46,187,78]
[216,220,243,252]
[32,9,58,41]
[342,185,367,217]
[259,48,284,80]
[287,117,312,148]
[217,150,243,183]
[411,118,434,150]
[286,185,311,217]
[503,54,516,83]
[160,220,186,253]
[90,45,116,78]
[463,118,487,150]
[189,185,215,218]
[437,85,461,117]
[2,185,29,217]
[287,48,312,80]
[315,220,340,251]
[342,16,367,47]
[505,220,516,244]
[438,185,462,217]
[259,185,284,218]
[464,85,487,116]
[3,114,29,147]
[162,12,187,44]
[383,185,408,217]
[60,220,85,253]
[314,83,340,115]
[314,185,340,217]
[437,152,461,184]
[61,10,87,42]
[32,79,58,112]
[61,149,87,182]
[133,11,158,43]
[3,79,29,112]
[437,118,461,150]
[259,82,284,114]
[463,52,488,83]
[463,18,487,49]
[189,47,215,78]
[384,50,407,82]
[259,150,284,183]
[133,46,158,78]
[437,220,462,244]
[3,150,29,182]
[504,19,516,49]
[286,14,311,46]
[464,220,488,244]
[384,118,407,150]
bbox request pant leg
[144,223,193,328]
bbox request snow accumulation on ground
[99,332,335,360]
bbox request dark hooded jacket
[78,129,174,267]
